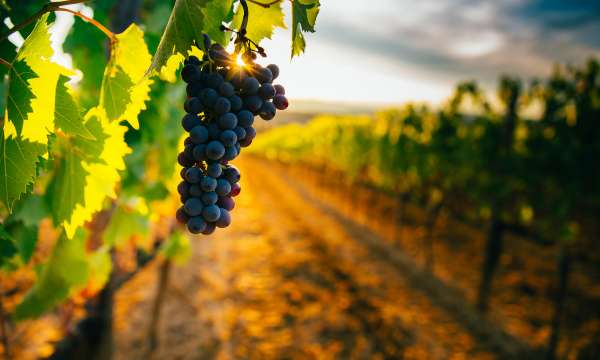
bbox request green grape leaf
[100,66,133,122]
[55,75,95,139]
[46,140,88,226]
[232,0,285,46]
[160,230,191,265]
[291,0,320,57]
[5,60,37,135]
[14,230,89,320]
[102,203,150,248]
[148,0,211,77]
[0,225,18,268]
[11,194,48,227]
[100,24,153,128]
[0,129,46,211]
[10,223,37,264]
[202,0,235,45]
[72,116,109,162]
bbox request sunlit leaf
[101,24,153,128]
[0,129,45,211]
[203,0,235,45]
[14,230,89,320]
[54,75,95,139]
[291,0,320,57]
[5,60,36,135]
[102,202,150,249]
[148,0,212,79]
[232,0,285,46]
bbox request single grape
[200,88,218,107]
[256,67,273,84]
[193,144,207,161]
[177,181,190,197]
[184,198,203,216]
[184,137,193,146]
[229,68,247,88]
[219,82,235,97]
[273,95,288,110]
[190,125,209,144]
[229,95,243,112]
[207,162,223,178]
[239,137,252,147]
[220,130,238,147]
[216,209,231,228]
[182,114,199,132]
[237,110,254,128]
[200,175,218,192]
[181,64,200,83]
[184,144,194,160]
[187,216,207,234]
[258,83,276,100]
[202,204,221,222]
[234,126,246,141]
[242,77,260,95]
[178,152,194,167]
[216,178,232,196]
[245,126,257,141]
[217,113,238,130]
[202,222,216,235]
[185,97,204,114]
[214,97,231,115]
[206,141,226,160]
[223,146,238,161]
[201,191,218,205]
[176,207,189,224]
[217,196,235,211]
[185,167,202,184]
[274,84,285,96]
[180,167,187,179]
[243,95,263,113]
[267,64,279,80]
[224,166,241,183]
[230,182,242,197]
[259,101,276,120]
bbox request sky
[258,0,600,106]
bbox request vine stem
[0,58,9,69]
[247,0,284,8]
[0,0,90,44]
[54,7,116,42]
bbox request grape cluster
[176,34,288,234]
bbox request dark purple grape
[182,114,199,132]
[259,101,276,120]
[184,198,203,216]
[187,216,207,234]
[185,97,204,113]
[267,64,279,80]
[243,96,263,113]
[181,64,201,83]
[200,176,218,192]
[214,97,231,115]
[202,222,216,235]
[273,95,288,110]
[193,144,207,161]
[178,152,194,167]
[218,196,235,210]
[185,56,201,66]
[258,83,276,100]
[190,125,209,144]
[176,207,189,224]
[200,88,218,107]
[207,162,222,178]
[274,84,285,95]
[207,122,221,140]
[216,209,231,228]
[202,205,221,222]
[201,191,218,205]
[189,185,203,197]
[224,166,240,183]
[237,110,254,128]
[255,67,273,84]
[216,179,232,196]
[242,77,260,95]
[185,167,202,184]
[220,130,237,147]
[219,82,235,97]
[206,141,226,160]
[206,73,224,90]
[230,183,241,197]
[217,113,238,130]
[229,95,242,112]
[233,126,246,141]
[177,181,190,197]
[223,146,238,161]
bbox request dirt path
[113,157,526,359]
